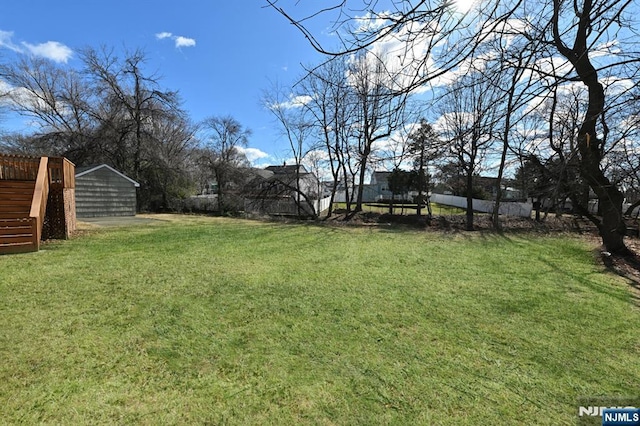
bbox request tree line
[267,0,640,254]
[0,47,260,213]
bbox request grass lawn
[0,214,638,424]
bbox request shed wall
[75,168,137,218]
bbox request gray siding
[76,167,137,218]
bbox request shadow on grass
[600,251,640,306]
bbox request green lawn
[0,214,638,424]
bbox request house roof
[265,164,309,174]
[249,168,274,180]
[75,164,140,187]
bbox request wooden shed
[75,165,140,218]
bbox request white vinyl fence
[314,196,331,215]
[431,193,533,218]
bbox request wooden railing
[48,157,75,189]
[0,155,41,180]
[28,157,49,251]
[45,157,76,240]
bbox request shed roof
[75,164,140,187]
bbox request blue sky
[3,1,636,173]
[0,0,332,166]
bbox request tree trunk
[465,169,474,231]
[575,65,627,253]
[416,167,425,217]
[295,164,301,217]
[552,0,628,254]
[326,181,338,218]
[216,170,225,214]
[342,162,351,213]
[580,141,627,253]
[355,157,368,212]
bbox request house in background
[244,164,325,216]
[369,171,395,201]
[75,164,140,218]
[186,163,331,216]
[263,164,320,198]
[338,171,409,203]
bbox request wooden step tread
[0,190,34,195]
[0,204,31,216]
[0,194,35,199]
[0,181,36,190]
[0,213,32,220]
[0,217,32,223]
[0,235,34,245]
[0,196,32,202]
[0,226,32,235]
[0,242,37,255]
[0,192,34,197]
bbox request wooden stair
[0,154,75,255]
[0,180,37,254]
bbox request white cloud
[0,30,21,52]
[0,30,72,63]
[156,31,196,49]
[355,11,393,33]
[175,36,196,48]
[273,94,313,109]
[22,41,73,63]
[592,40,621,58]
[0,79,62,116]
[602,76,635,95]
[347,19,444,93]
[453,0,477,14]
[0,79,13,106]
[237,146,270,163]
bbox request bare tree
[478,29,543,229]
[348,52,408,211]
[0,56,98,162]
[200,115,251,214]
[438,73,499,230]
[271,0,640,253]
[145,111,198,211]
[298,58,356,216]
[546,0,635,252]
[0,46,198,212]
[264,84,315,217]
[266,0,522,95]
[81,47,180,182]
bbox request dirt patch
[325,210,595,233]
